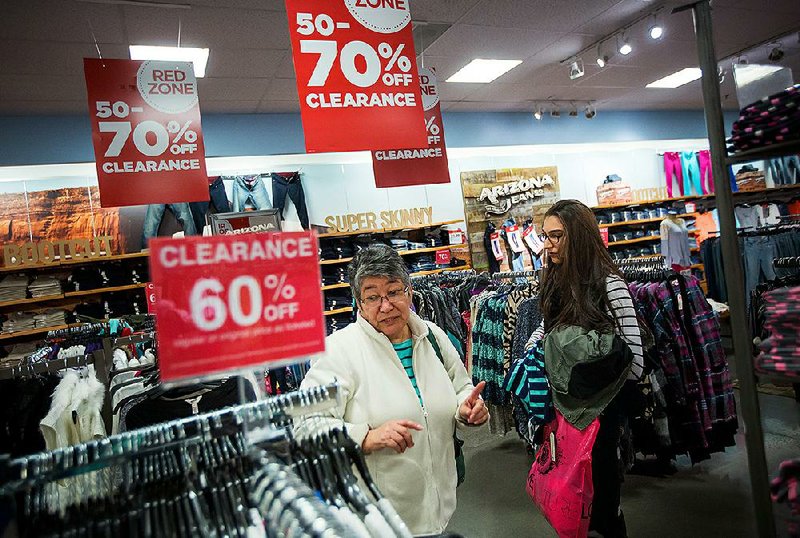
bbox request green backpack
[425,331,466,487]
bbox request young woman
[539,199,643,538]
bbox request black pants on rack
[590,383,634,538]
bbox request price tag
[505,224,526,253]
[83,58,209,207]
[685,202,696,213]
[600,227,609,247]
[372,67,450,187]
[285,0,427,153]
[490,232,505,261]
[145,282,158,314]
[148,232,325,382]
[523,226,544,255]
[435,248,451,265]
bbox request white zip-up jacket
[299,312,482,536]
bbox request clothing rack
[492,270,539,280]
[0,381,340,495]
[0,353,96,381]
[773,257,800,269]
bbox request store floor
[447,392,800,537]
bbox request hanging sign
[148,231,325,382]
[505,225,526,254]
[285,0,427,153]
[372,67,450,187]
[83,58,209,207]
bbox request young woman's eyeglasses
[360,286,409,308]
[538,232,564,244]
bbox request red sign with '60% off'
[285,0,427,153]
[148,232,326,383]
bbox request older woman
[299,243,488,536]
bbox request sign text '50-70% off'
[190,273,300,332]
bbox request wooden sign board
[3,236,114,268]
[323,206,433,234]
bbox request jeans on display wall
[767,155,800,185]
[681,151,704,196]
[141,203,197,246]
[664,152,684,198]
[272,173,310,229]
[231,175,271,212]
[188,177,232,233]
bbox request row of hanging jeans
[229,173,310,229]
[767,155,800,186]
[702,225,800,308]
[663,150,713,197]
[628,273,738,464]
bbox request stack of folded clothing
[71,301,106,321]
[326,313,354,335]
[66,266,108,292]
[104,291,147,317]
[129,262,149,284]
[321,266,348,286]
[407,254,437,273]
[319,240,354,261]
[755,285,800,379]
[406,241,427,251]
[389,238,409,251]
[325,293,352,311]
[33,309,66,328]
[728,84,800,153]
[0,275,29,302]
[1,312,37,334]
[425,232,445,247]
[28,275,62,298]
[101,262,134,286]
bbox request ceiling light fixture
[533,105,543,121]
[733,64,785,86]
[568,57,585,80]
[550,105,561,118]
[768,43,785,62]
[585,103,597,119]
[646,67,702,88]
[618,34,632,56]
[648,15,664,40]
[596,43,613,68]
[129,45,209,77]
[446,59,523,83]
[568,102,579,117]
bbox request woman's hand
[362,420,424,454]
[459,381,489,425]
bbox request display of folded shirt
[755,285,800,379]
[326,313,354,335]
[325,293,352,311]
[33,309,66,329]
[28,275,63,298]
[0,274,29,302]
[1,311,37,333]
[321,266,348,285]
[319,239,355,260]
[66,266,108,292]
[728,84,800,153]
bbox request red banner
[148,232,325,382]
[600,227,609,247]
[285,0,427,153]
[83,58,209,207]
[372,67,450,187]
[435,248,451,265]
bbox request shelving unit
[0,294,64,309]
[64,283,147,298]
[607,235,662,247]
[323,306,353,316]
[0,323,74,342]
[593,184,800,211]
[317,219,463,239]
[599,213,698,229]
[0,251,149,274]
[321,283,350,291]
[318,243,466,266]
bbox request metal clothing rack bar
[0,382,340,495]
[773,257,800,268]
[0,354,96,381]
[687,0,776,535]
[492,270,539,280]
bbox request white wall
[0,138,715,231]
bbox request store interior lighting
[585,104,597,119]
[646,67,702,88]
[648,15,664,40]
[550,106,561,118]
[568,57,585,79]
[568,103,579,117]
[129,45,210,77]
[768,43,785,62]
[446,59,523,83]
[733,64,786,86]
[618,34,633,56]
[533,105,543,120]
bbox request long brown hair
[540,199,623,332]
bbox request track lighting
[648,15,663,40]
[569,103,578,117]
[550,106,561,118]
[533,105,543,121]
[568,57,585,79]
[596,44,612,68]
[768,43,784,62]
[585,104,596,119]
[618,34,632,56]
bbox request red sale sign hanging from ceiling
[83,58,210,207]
[372,66,450,187]
[148,231,326,382]
[285,0,428,153]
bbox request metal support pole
[689,2,776,536]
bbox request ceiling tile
[0,41,129,76]
[0,100,87,115]
[261,78,299,101]
[275,51,298,79]
[460,0,620,32]
[205,48,284,78]
[411,0,483,23]
[197,78,270,101]
[0,75,87,101]
[257,100,301,112]
[200,100,259,113]
[426,24,564,63]
[0,0,124,43]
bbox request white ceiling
[0,0,799,115]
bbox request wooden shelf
[64,283,147,298]
[324,306,353,316]
[607,235,662,247]
[592,184,800,211]
[0,251,149,273]
[397,244,464,256]
[317,219,464,239]
[599,213,698,229]
[727,140,800,165]
[410,265,472,277]
[0,323,73,341]
[321,283,350,291]
[319,257,353,266]
[0,294,64,309]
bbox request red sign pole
[83,58,210,207]
[148,232,326,383]
[372,67,451,187]
[285,0,427,152]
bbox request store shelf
[319,257,353,266]
[755,371,799,386]
[321,283,350,291]
[599,213,698,229]
[0,294,65,309]
[317,219,464,239]
[607,235,662,247]
[726,140,800,165]
[593,184,800,211]
[409,265,472,277]
[397,244,464,256]
[64,283,147,298]
[323,306,353,316]
[0,251,149,274]
[0,323,73,341]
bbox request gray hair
[347,243,410,300]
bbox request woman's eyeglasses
[360,286,409,308]
[538,232,563,244]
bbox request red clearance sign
[372,67,450,188]
[83,58,209,207]
[285,0,427,153]
[148,232,326,382]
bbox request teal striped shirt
[393,339,423,405]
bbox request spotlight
[569,103,578,117]
[768,43,784,62]
[585,104,596,119]
[533,105,543,121]
[648,15,663,40]
[596,55,607,68]
[550,106,561,118]
[618,34,632,56]
[596,44,613,68]
[718,66,726,84]
[568,57,585,80]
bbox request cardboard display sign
[285,0,427,152]
[148,232,325,382]
[83,58,209,207]
[372,67,450,187]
